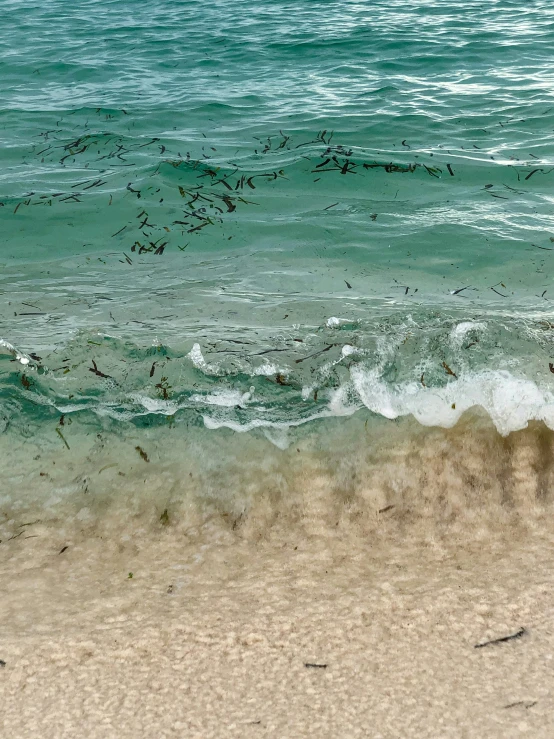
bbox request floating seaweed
[7,108,504,268]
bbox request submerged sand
[2,521,554,738]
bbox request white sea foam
[188,343,208,370]
[252,362,280,376]
[192,388,253,407]
[202,410,332,437]
[339,367,554,436]
[187,343,223,375]
[449,321,487,348]
[131,395,179,414]
[199,366,554,438]
[0,338,31,366]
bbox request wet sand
[2,521,554,738]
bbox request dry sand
[2,522,554,738]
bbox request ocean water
[2,0,554,537]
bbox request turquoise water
[2,1,554,528]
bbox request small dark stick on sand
[305,663,327,669]
[378,505,395,514]
[474,627,526,648]
[504,700,537,710]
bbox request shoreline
[3,411,554,540]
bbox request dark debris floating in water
[5,109,552,269]
[2,0,554,534]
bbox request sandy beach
[3,0,554,735]
[2,415,554,737]
[2,511,554,738]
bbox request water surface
[2,0,554,527]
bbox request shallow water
[2,0,554,526]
